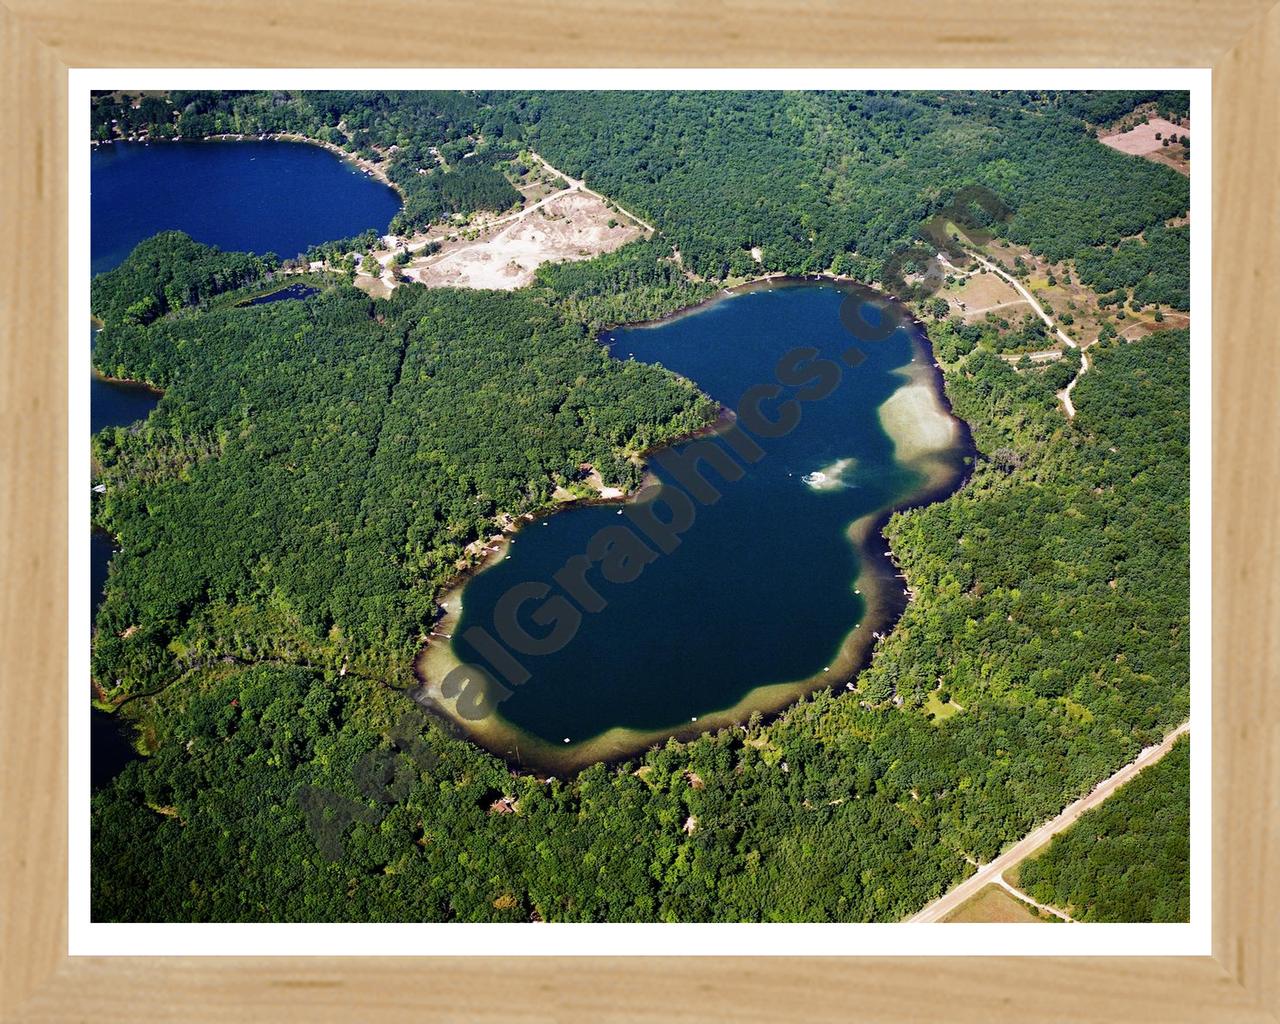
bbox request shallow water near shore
[422,282,971,771]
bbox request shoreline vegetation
[413,281,975,774]
[89,91,1190,925]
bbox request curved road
[907,721,1190,923]
[938,250,1091,418]
[375,150,656,283]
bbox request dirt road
[525,151,657,233]
[992,876,1074,922]
[906,721,1190,923]
[958,251,1092,418]
[382,150,654,276]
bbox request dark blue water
[91,140,400,273]
[451,283,963,747]
[89,140,401,787]
[91,325,160,434]
[241,283,319,306]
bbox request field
[1120,311,1191,341]
[974,239,1112,346]
[923,689,963,722]
[940,267,1027,321]
[405,190,642,290]
[1099,116,1191,175]
[941,884,1048,924]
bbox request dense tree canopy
[91,253,1190,921]
[92,243,714,700]
[1018,738,1190,922]
[1073,224,1190,310]
[89,90,1191,923]
[90,231,276,326]
[496,90,1188,277]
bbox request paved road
[907,721,1190,923]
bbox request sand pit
[407,190,643,291]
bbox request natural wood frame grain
[2,3,1276,1019]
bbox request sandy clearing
[404,189,642,290]
[1099,117,1188,156]
[524,151,657,234]
[1099,117,1190,176]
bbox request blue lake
[91,140,401,274]
[429,282,971,770]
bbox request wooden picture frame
[1,3,1275,1019]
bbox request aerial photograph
[88,88,1191,925]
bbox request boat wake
[801,457,857,491]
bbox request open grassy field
[940,268,1027,321]
[923,689,963,722]
[941,884,1048,924]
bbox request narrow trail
[961,298,1033,317]
[938,251,1091,419]
[992,876,1074,923]
[906,721,1189,923]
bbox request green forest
[92,232,714,699]
[90,90,1191,923]
[93,90,1190,294]
[500,91,1189,277]
[1018,738,1190,922]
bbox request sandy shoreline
[412,289,975,775]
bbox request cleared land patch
[940,268,1026,321]
[923,689,963,722]
[941,884,1047,924]
[404,190,642,290]
[973,239,1111,346]
[1099,116,1190,175]
[1120,312,1191,341]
